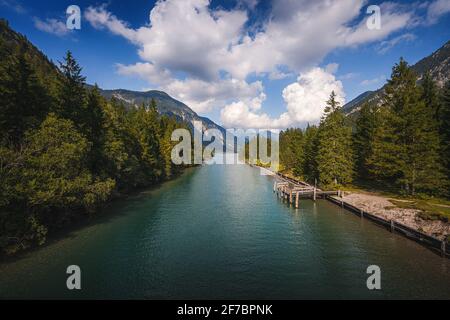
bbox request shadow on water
[0,167,199,266]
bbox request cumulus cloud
[84,0,435,128]
[33,17,70,37]
[85,1,418,80]
[164,78,265,113]
[117,61,265,113]
[86,1,247,81]
[281,67,346,124]
[221,67,345,129]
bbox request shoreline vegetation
[270,58,450,248]
[0,20,193,257]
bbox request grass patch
[389,199,450,223]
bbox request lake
[1,163,449,299]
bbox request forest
[0,20,190,255]
[279,58,450,199]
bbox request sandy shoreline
[340,193,450,240]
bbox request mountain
[412,40,450,87]
[343,40,450,116]
[98,88,226,135]
[342,91,375,115]
[0,19,225,138]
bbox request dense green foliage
[280,58,449,195]
[0,21,190,255]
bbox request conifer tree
[421,72,440,122]
[368,58,445,194]
[86,85,107,172]
[353,102,379,179]
[316,91,354,187]
[0,51,50,143]
[57,51,87,124]
[302,125,319,183]
[440,81,450,191]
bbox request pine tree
[421,72,440,121]
[57,51,87,124]
[366,106,403,184]
[440,81,450,191]
[0,51,50,143]
[353,102,379,180]
[316,91,354,187]
[369,58,445,195]
[303,124,319,183]
[279,128,304,175]
[85,85,107,172]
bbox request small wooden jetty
[273,174,340,208]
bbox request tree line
[0,45,190,255]
[280,58,450,197]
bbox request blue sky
[1,0,449,128]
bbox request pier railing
[326,195,449,258]
[269,168,449,259]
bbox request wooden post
[295,191,299,208]
[360,209,363,218]
[442,240,446,257]
[289,191,293,204]
[273,182,276,192]
[390,220,395,232]
[313,187,316,201]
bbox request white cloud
[117,61,265,113]
[360,75,386,86]
[86,1,247,81]
[281,67,346,124]
[85,0,418,82]
[0,0,26,14]
[427,0,450,24]
[221,67,345,129]
[164,77,265,113]
[84,5,138,42]
[339,72,359,80]
[33,18,70,37]
[84,0,435,128]
[116,62,173,86]
[377,33,416,54]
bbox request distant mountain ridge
[343,40,450,116]
[0,19,225,136]
[98,88,226,135]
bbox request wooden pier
[272,174,448,258]
[273,176,339,208]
